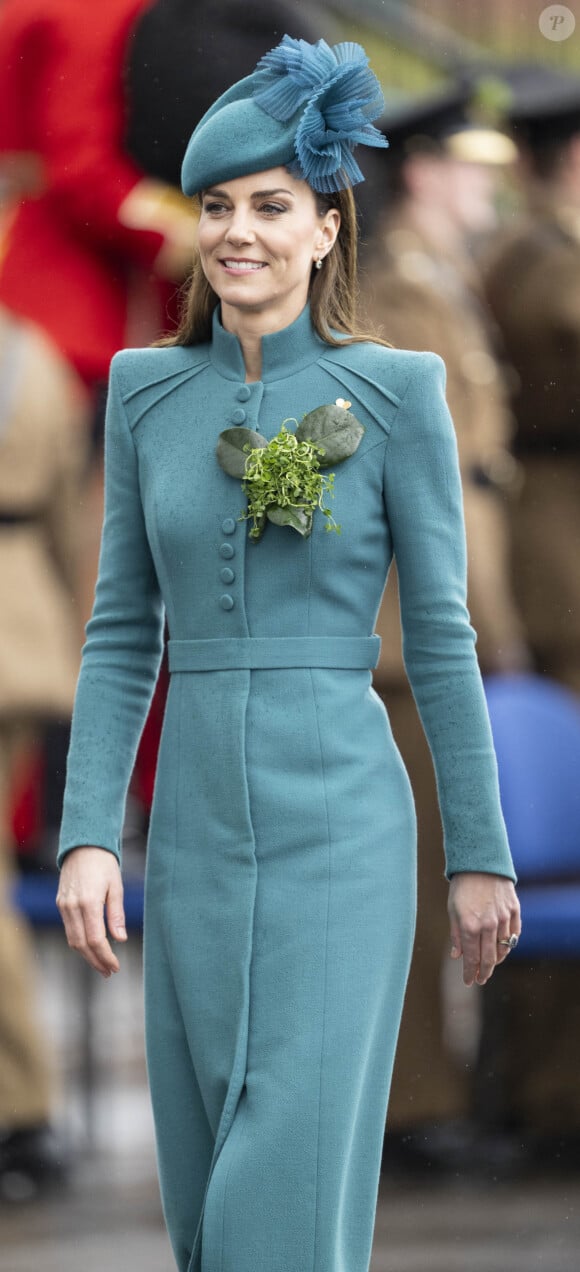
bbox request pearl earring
[315,256,324,270]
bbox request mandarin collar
[209,302,326,383]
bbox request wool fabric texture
[180,35,388,195]
[58,302,515,1272]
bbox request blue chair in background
[483,673,580,957]
[473,674,580,1136]
[12,872,145,930]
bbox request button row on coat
[219,518,237,610]
[233,383,264,429]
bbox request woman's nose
[224,210,255,244]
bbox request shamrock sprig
[216,400,364,541]
[240,425,337,539]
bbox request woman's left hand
[448,872,521,986]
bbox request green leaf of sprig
[216,402,364,542]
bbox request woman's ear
[317,207,341,255]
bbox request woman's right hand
[56,846,127,977]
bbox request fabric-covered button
[219,542,235,559]
[236,385,251,402]
[220,594,235,610]
[220,566,235,584]
[221,517,236,535]
[231,408,247,425]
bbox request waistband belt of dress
[167,635,381,672]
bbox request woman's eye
[203,201,227,214]
[259,203,287,216]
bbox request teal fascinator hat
[181,35,389,196]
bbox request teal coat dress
[58,302,516,1272]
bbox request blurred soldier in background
[484,66,580,694]
[480,66,580,1152]
[0,310,88,1198]
[0,0,196,1193]
[0,0,197,615]
[125,0,330,191]
[360,84,528,1172]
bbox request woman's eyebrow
[250,188,295,198]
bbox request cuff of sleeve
[56,838,121,872]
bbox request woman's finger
[495,919,515,965]
[449,914,463,961]
[56,893,87,961]
[496,900,523,965]
[105,874,127,944]
[56,890,115,976]
[82,900,120,975]
[477,919,500,984]
[458,924,482,987]
[511,898,523,940]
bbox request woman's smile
[220,257,268,275]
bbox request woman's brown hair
[156,183,391,349]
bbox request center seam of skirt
[308,668,332,1272]
[187,671,257,1272]
[168,673,184,976]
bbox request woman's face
[197,167,340,331]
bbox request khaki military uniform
[480,194,580,1133]
[0,308,88,1128]
[360,215,525,1129]
[483,193,580,691]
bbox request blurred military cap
[378,77,516,166]
[500,62,580,149]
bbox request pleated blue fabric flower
[253,37,389,193]
[181,33,389,197]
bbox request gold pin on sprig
[335,398,352,409]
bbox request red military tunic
[0,0,165,387]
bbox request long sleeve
[57,353,165,869]
[383,352,516,882]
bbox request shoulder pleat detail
[122,360,211,429]
[318,354,402,434]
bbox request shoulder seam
[109,359,138,463]
[383,350,446,467]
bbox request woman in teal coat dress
[56,37,520,1272]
